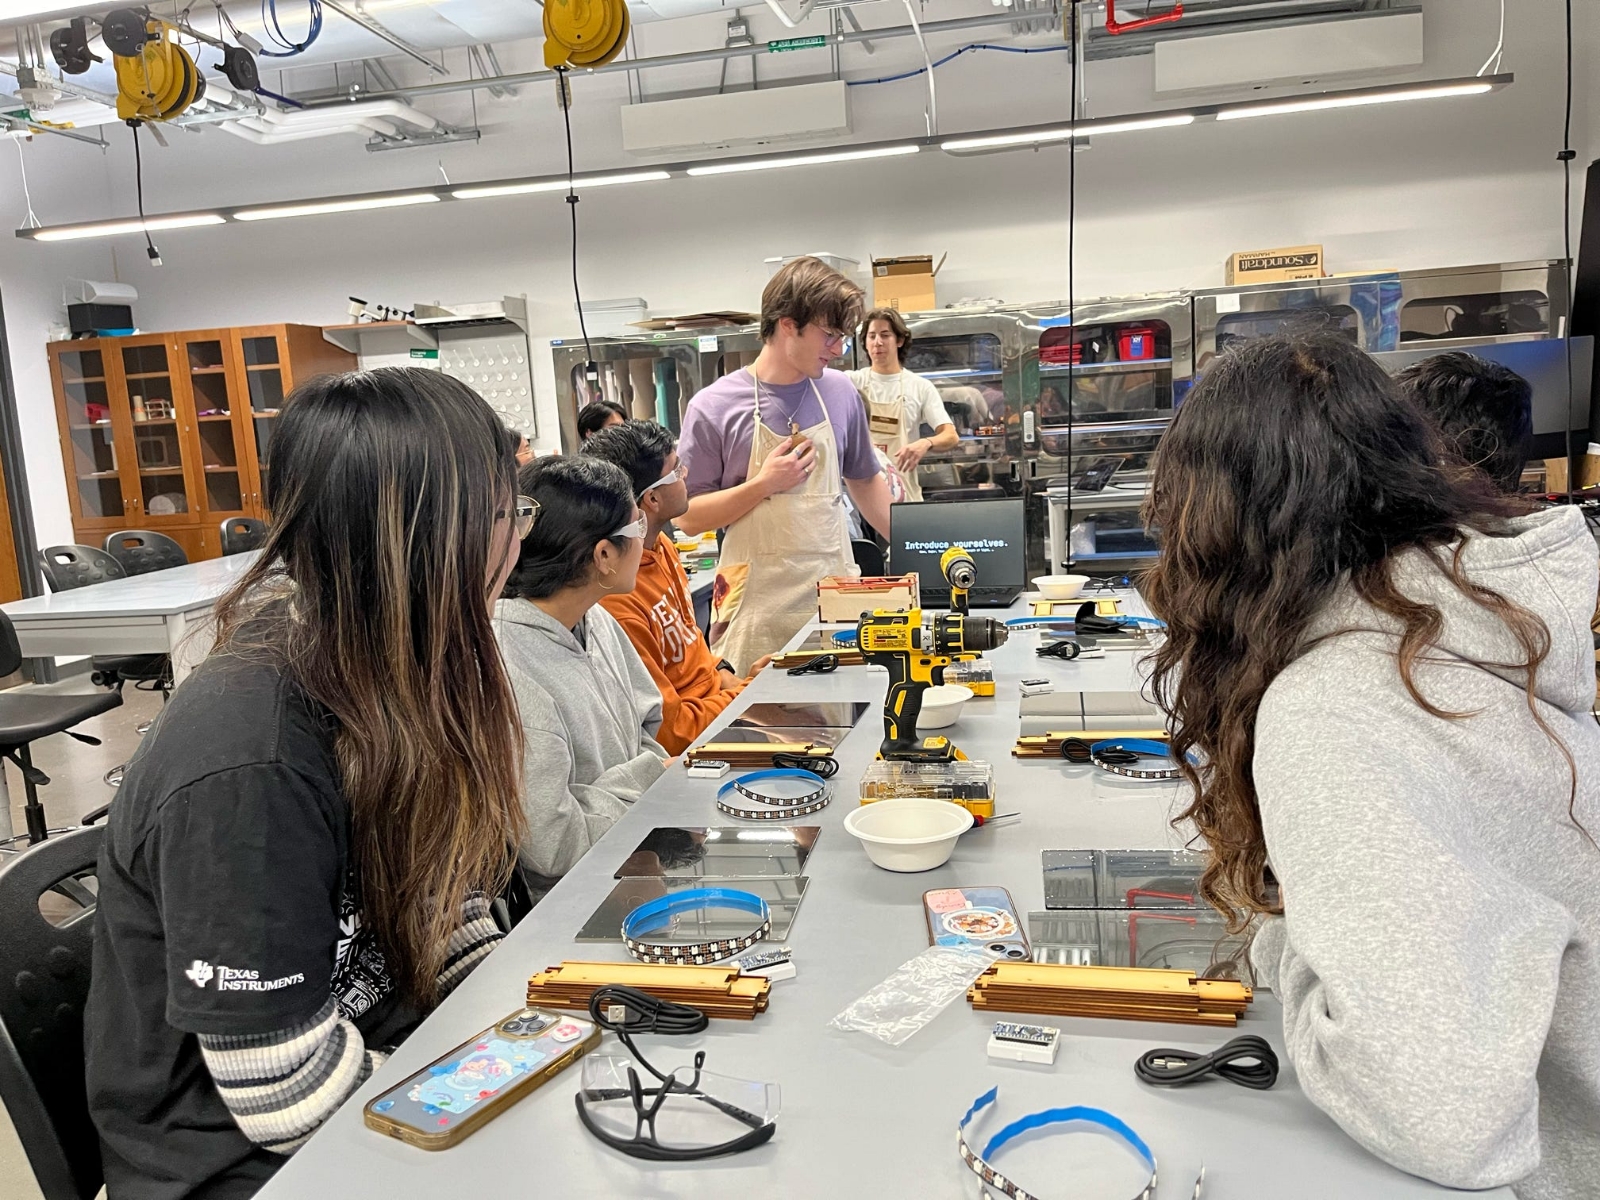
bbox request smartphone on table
[363,1008,600,1149]
[924,886,1030,961]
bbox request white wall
[0,0,1590,551]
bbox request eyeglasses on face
[501,495,539,540]
[610,513,648,541]
[640,461,687,496]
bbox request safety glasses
[640,461,687,496]
[576,1052,778,1161]
[610,514,648,541]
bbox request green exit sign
[768,35,826,51]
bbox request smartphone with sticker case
[363,1008,600,1150]
[924,886,1030,960]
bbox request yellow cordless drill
[856,546,1007,761]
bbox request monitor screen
[889,499,1026,597]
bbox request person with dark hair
[496,455,667,899]
[1393,351,1533,492]
[86,368,532,1197]
[847,306,957,501]
[577,399,626,442]
[1141,334,1600,1196]
[583,419,770,754]
[677,256,891,672]
[515,430,536,466]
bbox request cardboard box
[1224,244,1324,285]
[871,253,945,312]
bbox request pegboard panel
[439,328,537,437]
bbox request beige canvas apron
[709,372,855,674]
[862,373,924,503]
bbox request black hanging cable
[1558,0,1576,504]
[1063,1,1078,566]
[1134,1034,1280,1090]
[557,68,599,392]
[129,122,161,266]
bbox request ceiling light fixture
[685,144,919,176]
[940,113,1195,153]
[32,213,227,242]
[452,170,672,200]
[14,74,1513,243]
[233,193,441,221]
[1216,77,1500,121]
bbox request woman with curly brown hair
[1142,334,1600,1199]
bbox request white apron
[862,373,924,503]
[709,372,855,674]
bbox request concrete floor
[0,681,162,1200]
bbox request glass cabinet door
[57,346,125,521]
[183,334,251,518]
[119,340,194,523]
[239,334,285,505]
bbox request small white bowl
[1033,574,1090,600]
[843,799,974,872]
[918,684,974,729]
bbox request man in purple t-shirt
[678,257,891,672]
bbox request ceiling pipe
[761,0,821,30]
[295,10,1038,106]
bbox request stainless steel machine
[551,327,764,453]
[1016,293,1194,578]
[894,309,1023,505]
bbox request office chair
[37,547,169,698]
[218,516,268,556]
[0,609,120,848]
[101,530,187,577]
[851,538,886,577]
[0,824,106,1199]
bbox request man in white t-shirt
[847,307,959,503]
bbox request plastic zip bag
[828,945,1001,1046]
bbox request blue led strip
[957,1087,1157,1200]
[620,887,771,965]
[716,769,832,821]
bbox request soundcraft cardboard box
[1224,244,1325,285]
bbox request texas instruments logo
[183,958,305,992]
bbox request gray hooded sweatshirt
[1251,506,1600,1198]
[494,598,668,897]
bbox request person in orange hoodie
[583,419,770,754]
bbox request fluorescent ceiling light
[941,114,1195,152]
[1217,80,1495,121]
[686,145,918,176]
[452,171,671,200]
[32,214,227,242]
[234,193,441,221]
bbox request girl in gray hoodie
[495,456,668,900]
[1141,334,1600,1199]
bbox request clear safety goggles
[576,1052,779,1161]
[609,514,648,540]
[640,461,687,496]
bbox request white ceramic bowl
[918,684,974,729]
[1033,574,1090,600]
[843,799,975,872]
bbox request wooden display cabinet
[49,324,353,562]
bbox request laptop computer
[889,498,1027,609]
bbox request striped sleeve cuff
[437,891,504,998]
[198,998,379,1154]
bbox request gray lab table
[2,552,258,683]
[260,592,1510,1199]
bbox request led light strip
[15,74,1510,243]
[715,793,832,822]
[958,1088,1159,1200]
[620,887,771,965]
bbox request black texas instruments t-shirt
[85,650,417,1200]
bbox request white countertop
[4,552,260,622]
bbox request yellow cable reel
[113,19,200,123]
[543,0,630,71]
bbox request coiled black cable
[1038,640,1084,660]
[1133,1034,1279,1090]
[773,751,839,778]
[786,653,839,676]
[587,985,707,1082]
